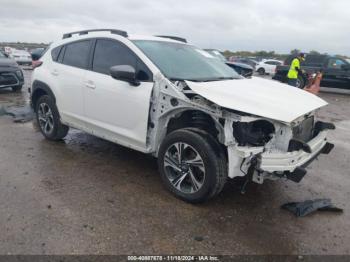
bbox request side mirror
[341,64,350,70]
[110,65,140,86]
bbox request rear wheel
[36,95,69,140]
[257,68,265,75]
[158,129,227,203]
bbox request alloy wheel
[163,142,206,194]
[38,102,54,135]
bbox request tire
[158,129,227,203]
[12,85,23,92]
[257,68,265,75]
[296,76,305,89]
[35,95,69,140]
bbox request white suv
[31,29,335,203]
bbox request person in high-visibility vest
[287,53,305,87]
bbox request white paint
[186,77,328,123]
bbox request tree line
[222,49,349,60]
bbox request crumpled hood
[186,77,328,123]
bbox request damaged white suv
[31,29,335,203]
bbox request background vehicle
[256,59,282,75]
[31,29,334,203]
[0,51,24,92]
[229,57,258,69]
[9,49,32,65]
[274,54,350,89]
[204,49,254,77]
[31,47,46,60]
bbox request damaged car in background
[30,29,335,203]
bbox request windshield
[0,52,5,58]
[206,50,227,63]
[133,40,241,81]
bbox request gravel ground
[0,69,349,255]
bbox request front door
[83,38,154,151]
[323,58,350,89]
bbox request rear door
[83,38,154,151]
[52,40,93,123]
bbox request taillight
[32,60,43,69]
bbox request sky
[0,0,349,55]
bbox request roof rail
[63,29,128,39]
[155,35,187,43]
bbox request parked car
[31,47,49,69]
[31,29,334,203]
[9,50,32,66]
[4,46,14,55]
[256,59,283,75]
[273,54,350,89]
[204,49,254,77]
[31,48,46,61]
[0,51,24,92]
[231,58,258,69]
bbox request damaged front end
[224,113,335,185]
[148,73,334,187]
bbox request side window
[327,58,345,69]
[57,46,65,63]
[51,46,62,61]
[62,40,91,69]
[92,39,152,81]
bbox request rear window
[62,40,92,69]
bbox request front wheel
[36,95,69,140]
[158,129,227,203]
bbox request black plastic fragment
[285,167,307,183]
[281,198,343,217]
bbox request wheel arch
[31,80,56,111]
[154,108,226,156]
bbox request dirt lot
[0,69,349,255]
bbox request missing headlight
[233,120,275,146]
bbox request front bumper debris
[258,131,330,173]
[284,142,334,182]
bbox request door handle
[51,69,59,76]
[85,80,96,89]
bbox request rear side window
[51,46,62,61]
[62,40,91,69]
[92,39,152,81]
[57,46,65,63]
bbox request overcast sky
[0,0,349,55]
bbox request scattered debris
[194,236,204,242]
[1,105,34,123]
[281,199,343,217]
